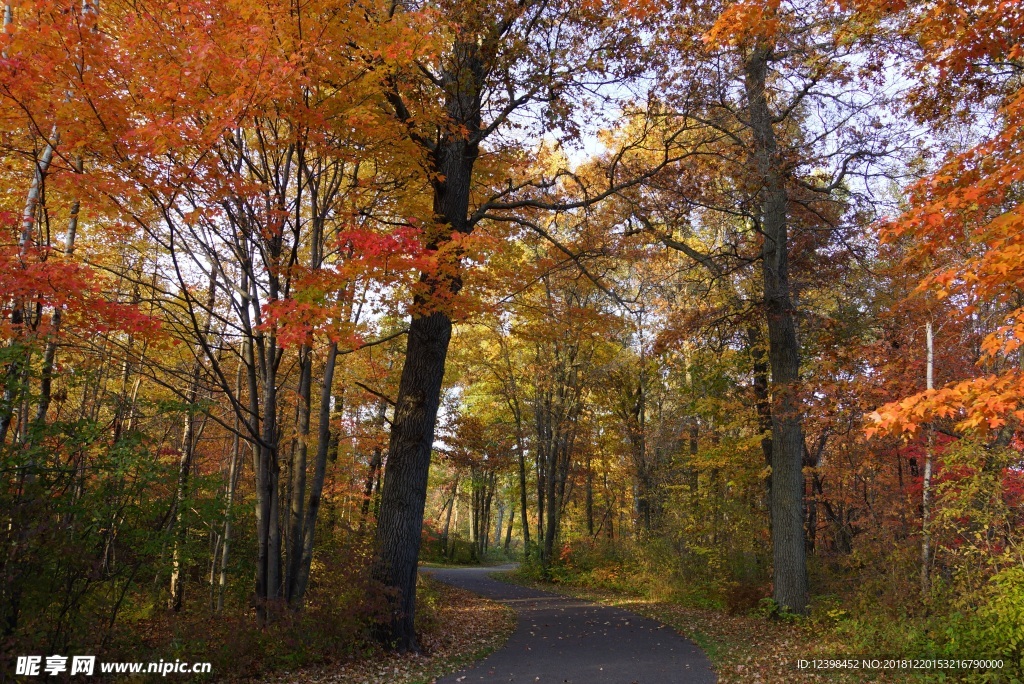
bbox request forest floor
[261,576,515,684]
[495,572,918,683]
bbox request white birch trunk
[921,319,934,593]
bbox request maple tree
[865,0,1024,439]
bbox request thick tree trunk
[244,303,278,627]
[627,374,653,536]
[371,33,482,651]
[748,325,774,531]
[635,472,652,536]
[745,46,808,614]
[371,311,453,651]
[748,326,773,471]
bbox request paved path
[425,565,716,684]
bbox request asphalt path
[425,565,717,684]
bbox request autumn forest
[1,0,1022,680]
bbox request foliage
[0,0,1020,675]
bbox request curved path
[424,565,716,684]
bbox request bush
[447,538,480,565]
[419,519,482,566]
[531,537,769,614]
[955,567,1024,678]
[825,565,1024,683]
[102,532,394,679]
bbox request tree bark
[921,319,934,594]
[744,45,808,614]
[371,311,453,651]
[32,158,81,431]
[169,273,216,612]
[748,325,774,530]
[0,140,56,448]
[439,478,458,554]
[585,453,594,537]
[285,345,312,604]
[371,33,483,650]
[504,507,515,553]
[501,336,532,557]
[217,363,244,612]
[290,341,338,607]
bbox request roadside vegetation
[503,541,1019,683]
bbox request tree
[601,0,897,613]
[367,0,675,649]
[865,0,1024,439]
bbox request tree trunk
[33,160,81,430]
[745,46,808,614]
[371,311,453,651]
[469,473,478,548]
[291,341,339,608]
[504,343,532,557]
[217,364,244,612]
[359,401,389,531]
[169,274,216,612]
[449,488,460,560]
[285,345,312,604]
[493,501,504,556]
[542,424,560,571]
[371,33,483,651]
[168,381,197,612]
[439,479,457,553]
[483,472,495,555]
[748,325,774,527]
[921,319,934,594]
[360,447,384,521]
[504,507,514,553]
[0,140,56,447]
